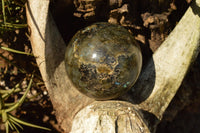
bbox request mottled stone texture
[65,22,142,100]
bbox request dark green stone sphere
[65,22,142,100]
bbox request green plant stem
[1,83,21,99]
[4,102,17,107]
[0,53,42,80]
[2,88,21,99]
[0,95,3,110]
[0,88,20,94]
[8,114,51,131]
[8,120,14,130]
[5,121,9,133]
[9,116,24,130]
[10,122,20,133]
[2,110,7,122]
[5,74,34,113]
[1,46,33,56]
[5,0,11,14]
[0,54,26,74]
[2,0,6,25]
[1,23,28,29]
[0,83,20,94]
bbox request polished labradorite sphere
[65,22,142,100]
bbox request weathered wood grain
[26,1,94,132]
[26,0,200,132]
[129,0,200,120]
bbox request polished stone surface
[65,22,142,100]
